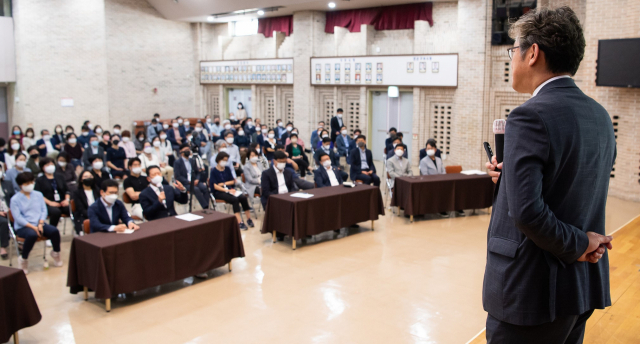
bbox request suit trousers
[47,205,70,227]
[0,216,8,248]
[353,170,380,186]
[186,182,210,210]
[486,310,594,344]
[15,224,61,259]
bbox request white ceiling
[146,0,452,23]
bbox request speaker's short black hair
[101,179,119,192]
[274,151,287,160]
[16,172,35,186]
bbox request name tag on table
[117,229,135,234]
[175,213,205,222]
[290,193,314,199]
[460,170,488,175]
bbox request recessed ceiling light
[328,2,336,9]
[206,16,214,22]
[257,10,265,15]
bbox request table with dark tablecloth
[260,184,385,243]
[391,174,494,216]
[0,266,41,343]
[67,210,245,302]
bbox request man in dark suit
[483,7,615,343]
[314,137,348,181]
[314,153,343,188]
[261,151,295,241]
[88,179,139,233]
[82,135,106,168]
[36,129,58,157]
[330,108,344,143]
[384,127,397,153]
[139,165,188,221]
[349,135,380,186]
[174,144,210,210]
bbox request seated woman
[285,134,312,177]
[71,170,100,235]
[209,152,253,230]
[98,130,111,151]
[4,138,24,170]
[63,133,84,175]
[262,129,277,161]
[118,130,137,164]
[10,171,63,274]
[284,128,306,150]
[88,156,111,189]
[26,145,41,176]
[139,140,171,181]
[6,153,31,191]
[242,149,266,200]
[150,136,174,182]
[249,142,269,171]
[55,152,77,193]
[34,157,71,228]
[315,130,333,150]
[158,130,175,167]
[134,131,146,155]
[106,135,127,178]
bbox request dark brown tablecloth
[67,210,245,299]
[391,174,494,216]
[0,266,42,342]
[260,184,385,239]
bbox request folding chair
[83,219,91,235]
[241,173,261,217]
[7,210,49,269]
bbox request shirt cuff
[108,225,116,232]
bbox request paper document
[175,213,205,222]
[290,193,314,199]
[460,170,488,175]
[117,229,135,234]
[234,190,243,197]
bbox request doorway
[370,90,413,161]
[0,86,7,138]
[227,88,252,119]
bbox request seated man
[335,126,354,159]
[139,165,188,221]
[386,144,412,188]
[261,151,296,241]
[82,135,106,168]
[349,135,380,186]
[314,137,348,181]
[88,179,140,233]
[274,145,314,190]
[10,172,62,274]
[419,138,442,161]
[174,144,210,210]
[384,127,398,152]
[386,137,408,160]
[314,153,343,188]
[122,158,149,220]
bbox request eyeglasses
[507,46,520,60]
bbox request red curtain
[258,15,293,38]
[325,2,433,34]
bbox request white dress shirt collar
[532,75,571,97]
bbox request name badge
[54,191,61,201]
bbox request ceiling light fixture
[257,10,265,15]
[207,16,215,22]
[209,6,283,19]
[328,2,336,9]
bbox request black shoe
[334,229,340,234]
[0,253,7,260]
[239,222,248,230]
[350,224,360,228]
[247,219,255,228]
[457,210,466,216]
[439,212,450,218]
[276,235,285,241]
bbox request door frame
[224,86,251,119]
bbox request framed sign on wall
[310,54,458,87]
[200,58,294,85]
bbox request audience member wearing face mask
[106,135,127,178]
[174,144,210,211]
[349,135,380,187]
[210,152,254,230]
[386,137,408,160]
[71,170,101,235]
[55,152,77,193]
[87,179,139,233]
[330,109,345,142]
[419,138,442,161]
[386,144,413,189]
[134,131,147,155]
[138,165,188,221]
[260,151,296,241]
[285,134,312,178]
[88,156,112,191]
[313,137,348,182]
[122,157,149,221]
[34,157,72,230]
[82,135,106,169]
[11,171,63,274]
[242,148,267,201]
[335,126,355,158]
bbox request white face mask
[93,161,104,170]
[43,135,51,141]
[58,161,67,168]
[225,137,234,144]
[341,130,348,135]
[249,157,259,163]
[113,129,121,134]
[16,160,27,169]
[286,126,292,132]
[255,147,261,153]
[427,149,435,157]
[261,129,268,134]
[337,114,343,118]
[153,141,161,147]
[95,128,103,134]
[131,167,142,175]
[173,123,179,128]
[144,147,153,154]
[206,118,212,123]
[184,123,190,128]
[322,160,332,168]
[277,122,283,127]
[219,148,227,153]
[219,160,228,167]
[163,124,169,130]
[82,132,89,136]
[276,162,286,171]
[323,144,331,150]
[22,184,35,193]
[87,124,93,129]
[322,135,329,139]
[160,134,167,140]
[230,116,236,120]
[395,149,404,157]
[44,165,56,174]
[122,137,130,143]
[291,138,298,143]
[178,119,183,124]
[11,143,20,151]
[104,194,118,204]
[195,127,202,132]
[138,137,145,141]
[151,175,163,186]
[268,134,275,139]
[238,131,245,136]
[224,124,231,130]
[246,122,253,127]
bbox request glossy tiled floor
[2,195,638,344]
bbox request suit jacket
[419,157,445,176]
[173,157,206,188]
[165,129,178,146]
[139,185,189,221]
[419,148,442,161]
[330,116,343,142]
[314,166,343,188]
[243,161,266,196]
[82,146,106,168]
[386,155,412,188]
[349,148,376,178]
[36,138,56,157]
[335,135,354,157]
[260,166,295,208]
[310,130,320,149]
[72,186,101,219]
[88,198,133,233]
[483,78,616,326]
[313,147,340,167]
[1,179,15,208]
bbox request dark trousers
[0,216,8,248]
[47,205,70,227]
[187,182,210,209]
[487,310,594,344]
[215,191,250,214]
[15,224,61,259]
[353,170,380,186]
[293,158,309,177]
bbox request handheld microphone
[493,119,506,165]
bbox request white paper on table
[175,213,205,222]
[117,229,135,234]
[290,193,314,199]
[460,170,488,175]
[234,190,243,197]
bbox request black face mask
[182,150,191,158]
[82,178,94,186]
[215,121,220,124]
[112,140,120,146]
[30,154,39,160]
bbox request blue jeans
[15,224,61,259]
